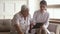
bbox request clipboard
[32,23,44,29]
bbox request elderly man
[12,5,31,34]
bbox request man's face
[40,4,47,11]
[22,8,29,17]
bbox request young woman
[12,5,31,34]
[33,0,50,34]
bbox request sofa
[0,19,11,34]
[0,19,60,34]
[48,23,60,34]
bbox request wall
[0,0,27,19]
[0,0,42,19]
[29,0,42,18]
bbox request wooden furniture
[49,19,60,24]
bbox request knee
[41,29,47,34]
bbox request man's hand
[14,24,24,34]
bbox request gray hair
[21,5,28,11]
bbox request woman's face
[40,4,47,12]
[22,8,29,17]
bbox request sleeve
[28,14,32,25]
[32,11,37,23]
[11,14,19,25]
[43,13,49,28]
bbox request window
[46,0,60,19]
[29,0,40,18]
[0,0,27,19]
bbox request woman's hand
[40,25,45,30]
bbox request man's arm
[14,24,24,34]
[12,14,24,34]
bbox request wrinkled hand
[31,22,36,28]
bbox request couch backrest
[0,19,11,32]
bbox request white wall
[0,0,27,19]
[29,0,42,18]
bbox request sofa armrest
[48,23,59,34]
[56,24,60,34]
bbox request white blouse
[33,10,49,28]
[12,12,31,34]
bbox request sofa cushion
[50,32,55,34]
[48,23,57,33]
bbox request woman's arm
[43,13,49,28]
